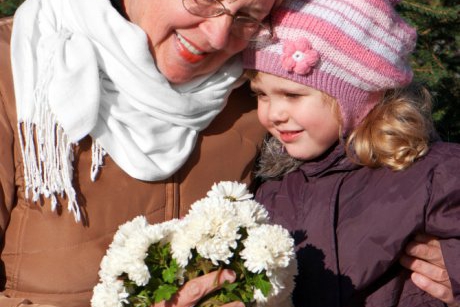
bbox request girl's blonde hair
[346,83,434,171]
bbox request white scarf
[11,0,242,221]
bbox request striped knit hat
[243,0,417,134]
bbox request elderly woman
[0,0,455,306]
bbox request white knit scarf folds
[10,0,242,221]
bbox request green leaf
[162,260,178,283]
[253,274,272,297]
[153,284,179,303]
[222,281,239,292]
[224,292,241,303]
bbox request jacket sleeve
[424,144,460,301]
[0,55,31,307]
[0,69,31,307]
[0,17,59,307]
[0,17,16,234]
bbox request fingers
[400,254,450,284]
[410,272,458,306]
[413,233,441,248]
[156,269,243,307]
[401,236,456,307]
[178,269,236,306]
[404,235,444,266]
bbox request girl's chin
[285,147,319,161]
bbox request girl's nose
[200,15,233,50]
[268,102,289,123]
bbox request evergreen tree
[0,0,22,18]
[397,0,460,142]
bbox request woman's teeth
[177,33,203,55]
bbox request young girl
[242,0,460,306]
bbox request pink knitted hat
[243,0,417,134]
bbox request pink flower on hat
[282,38,319,75]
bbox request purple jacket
[256,142,460,307]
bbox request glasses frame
[182,0,273,42]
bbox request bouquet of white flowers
[91,181,296,307]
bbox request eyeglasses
[182,0,273,42]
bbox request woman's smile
[175,33,206,63]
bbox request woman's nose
[200,15,233,50]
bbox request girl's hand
[152,269,244,307]
[400,234,459,307]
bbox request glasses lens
[232,16,272,42]
[183,0,225,17]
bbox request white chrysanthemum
[112,228,150,285]
[102,241,151,286]
[195,219,240,265]
[178,197,242,265]
[263,259,297,307]
[124,230,152,259]
[99,217,172,286]
[170,219,198,267]
[91,279,128,307]
[254,288,268,305]
[156,218,183,240]
[268,258,297,297]
[125,259,151,286]
[234,199,269,228]
[241,224,294,274]
[99,239,141,282]
[98,251,125,282]
[169,216,207,267]
[253,255,297,306]
[206,181,253,201]
[111,216,149,248]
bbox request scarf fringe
[19,119,81,222]
[19,118,106,222]
[91,140,106,181]
[17,39,104,222]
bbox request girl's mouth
[279,130,302,143]
[176,33,206,64]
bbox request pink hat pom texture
[243,0,417,134]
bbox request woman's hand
[153,269,244,307]
[400,234,459,307]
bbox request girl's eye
[285,92,301,99]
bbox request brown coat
[0,17,266,307]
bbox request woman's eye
[250,91,266,98]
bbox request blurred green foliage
[398,0,460,142]
[0,0,22,18]
[1,0,460,141]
